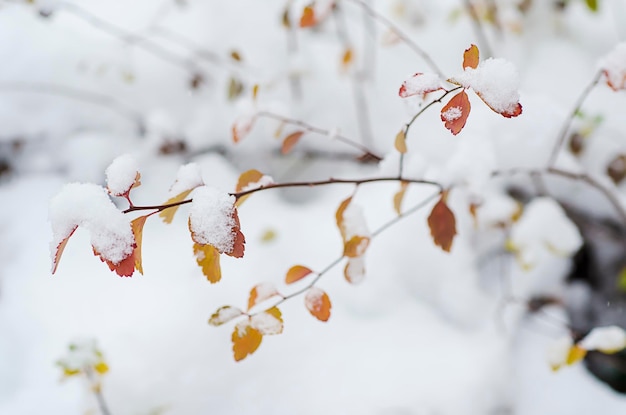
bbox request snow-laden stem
[547,70,603,167]
[344,0,446,79]
[256,111,383,161]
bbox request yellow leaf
[252,84,260,101]
[285,265,313,284]
[335,196,353,241]
[93,362,109,375]
[566,345,587,366]
[159,189,193,224]
[341,48,353,70]
[62,367,81,377]
[193,243,221,283]
[394,130,407,154]
[235,169,264,207]
[131,215,149,274]
[393,181,409,216]
[305,287,331,322]
[232,321,263,361]
[343,235,370,258]
[463,44,480,69]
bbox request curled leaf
[393,181,409,216]
[232,321,263,361]
[131,215,149,274]
[305,287,331,322]
[441,90,471,135]
[427,192,457,252]
[285,265,313,284]
[394,130,407,154]
[52,226,77,274]
[209,305,244,326]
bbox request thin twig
[463,0,494,58]
[84,368,112,415]
[344,0,446,78]
[256,111,383,161]
[547,70,603,167]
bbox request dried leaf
[393,181,409,216]
[52,226,77,274]
[343,235,370,258]
[250,306,284,335]
[281,131,305,154]
[193,243,221,283]
[281,6,291,28]
[469,201,480,229]
[285,265,313,284]
[227,77,244,101]
[209,305,244,326]
[441,90,471,135]
[252,84,260,101]
[463,44,480,69]
[305,287,331,322]
[159,189,193,224]
[300,5,316,28]
[341,48,353,70]
[226,208,246,258]
[247,283,280,310]
[232,321,263,361]
[230,50,242,61]
[131,215,149,274]
[232,115,257,143]
[427,192,457,252]
[394,130,407,154]
[344,257,365,284]
[335,196,353,241]
[607,154,626,184]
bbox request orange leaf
[475,91,523,118]
[226,208,246,258]
[343,235,370,258]
[341,48,353,70]
[250,306,284,335]
[247,283,279,310]
[335,196,353,241]
[232,321,263,361]
[285,265,313,284]
[441,90,471,135]
[193,243,221,283]
[281,131,305,154]
[394,130,407,154]
[209,305,244,326]
[131,215,149,274]
[305,287,331,322]
[299,5,316,28]
[427,192,457,252]
[52,226,77,274]
[235,169,264,206]
[393,181,409,216]
[566,345,587,365]
[232,115,256,143]
[463,44,480,69]
[93,247,135,277]
[159,189,193,224]
[344,257,365,284]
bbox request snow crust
[441,106,462,122]
[400,72,442,97]
[579,326,626,352]
[105,154,138,196]
[188,186,236,253]
[49,183,134,265]
[250,311,282,335]
[453,58,521,114]
[169,163,204,195]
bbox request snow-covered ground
[1,0,626,414]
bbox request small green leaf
[585,0,598,12]
[617,267,626,292]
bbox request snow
[399,72,443,98]
[240,174,274,193]
[547,336,574,371]
[441,106,462,122]
[49,183,135,266]
[168,163,204,195]
[579,326,626,353]
[250,310,283,335]
[453,58,521,115]
[104,154,138,196]
[600,42,626,90]
[188,186,237,253]
[341,202,370,239]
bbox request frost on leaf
[188,186,245,258]
[441,90,471,135]
[193,242,221,283]
[343,235,370,258]
[344,256,365,284]
[394,130,407,154]
[105,154,140,197]
[600,42,626,91]
[131,215,149,275]
[209,305,244,326]
[50,183,136,276]
[250,307,284,335]
[247,283,280,310]
[159,163,204,224]
[427,192,457,252]
[398,72,443,98]
[235,169,274,206]
[463,44,479,69]
[305,287,331,322]
[285,265,313,284]
[281,131,305,154]
[232,320,263,361]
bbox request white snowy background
[1,0,626,414]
